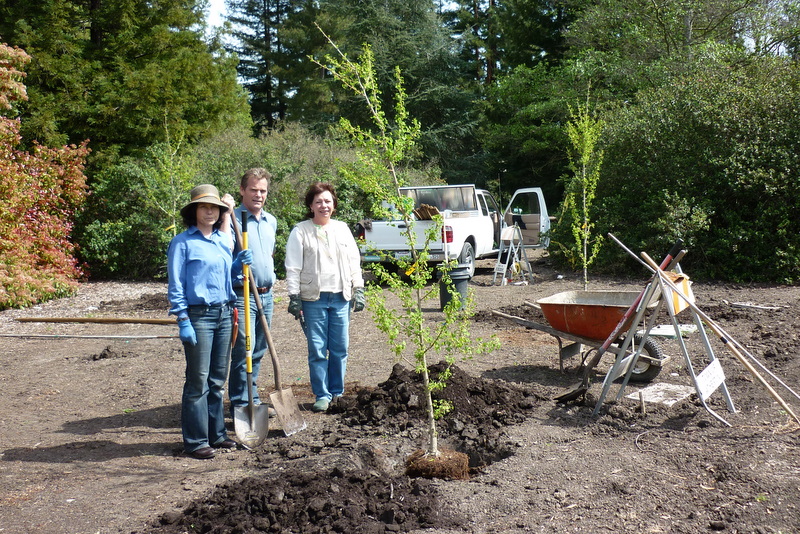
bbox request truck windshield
[402,186,476,212]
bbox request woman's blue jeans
[182,304,233,452]
[302,292,350,402]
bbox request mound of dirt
[146,448,462,534]
[140,362,539,533]
[332,362,540,468]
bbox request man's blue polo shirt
[231,206,277,289]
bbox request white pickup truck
[356,184,550,278]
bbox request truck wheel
[627,335,665,383]
[458,242,476,278]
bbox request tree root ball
[405,447,470,480]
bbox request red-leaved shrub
[1,43,89,309]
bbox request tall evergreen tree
[223,0,482,181]
[445,0,571,84]
[0,0,249,158]
[446,0,496,84]
[226,0,306,133]
[495,0,570,68]
[319,0,482,181]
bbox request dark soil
[142,361,541,533]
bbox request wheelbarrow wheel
[627,335,665,383]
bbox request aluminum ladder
[492,225,532,285]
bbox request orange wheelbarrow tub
[536,290,656,341]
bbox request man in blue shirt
[225,168,278,418]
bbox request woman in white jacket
[285,182,365,412]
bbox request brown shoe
[187,447,215,459]
[213,439,237,450]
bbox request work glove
[178,319,197,346]
[288,294,302,319]
[352,287,366,312]
[231,249,253,273]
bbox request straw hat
[180,184,229,218]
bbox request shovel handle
[241,211,252,372]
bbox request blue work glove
[231,249,253,272]
[288,294,302,319]
[178,319,196,346]
[352,287,366,312]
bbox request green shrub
[595,47,800,282]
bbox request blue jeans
[182,304,233,452]
[229,291,273,407]
[302,292,350,402]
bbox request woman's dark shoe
[187,447,215,459]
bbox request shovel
[231,214,307,437]
[554,239,685,403]
[258,295,307,436]
[233,211,270,449]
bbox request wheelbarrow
[492,289,668,395]
[494,240,685,405]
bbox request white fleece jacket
[284,219,364,301]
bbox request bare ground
[1,251,799,534]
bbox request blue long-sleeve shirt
[167,226,236,317]
[231,206,277,289]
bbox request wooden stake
[16,317,174,325]
[0,334,176,339]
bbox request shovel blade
[270,388,307,436]
[233,405,270,449]
[554,383,588,403]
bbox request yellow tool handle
[241,211,252,373]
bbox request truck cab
[503,187,551,249]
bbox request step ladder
[492,225,533,285]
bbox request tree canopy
[0,0,250,160]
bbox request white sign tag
[696,358,725,401]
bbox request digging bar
[17,317,175,325]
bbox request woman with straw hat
[167,184,252,459]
